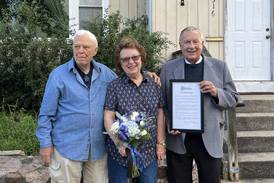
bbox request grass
[0,110,39,155]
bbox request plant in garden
[0,109,39,155]
[1,0,68,38]
[0,0,71,111]
[0,8,172,156]
[0,10,171,112]
[0,32,72,111]
[88,12,173,74]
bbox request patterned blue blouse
[104,73,164,168]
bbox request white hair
[179,26,204,44]
[73,30,98,47]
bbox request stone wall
[0,151,198,183]
[0,155,49,182]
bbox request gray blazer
[160,56,239,158]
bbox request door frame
[224,0,274,92]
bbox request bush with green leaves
[0,9,172,154]
[0,11,171,111]
[1,0,68,38]
[89,12,172,74]
[0,0,71,111]
[0,109,39,155]
[0,27,72,110]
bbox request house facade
[67,0,274,92]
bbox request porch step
[237,131,274,153]
[236,95,274,113]
[232,95,274,180]
[236,113,274,131]
[238,152,274,179]
[222,178,274,183]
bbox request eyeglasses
[120,55,141,64]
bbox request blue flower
[106,111,153,179]
[118,123,129,142]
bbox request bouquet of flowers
[108,111,153,178]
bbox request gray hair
[179,26,204,44]
[73,30,98,47]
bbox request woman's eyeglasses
[120,55,141,64]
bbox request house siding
[65,0,225,60]
[109,0,146,19]
[151,0,224,60]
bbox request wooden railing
[223,99,245,181]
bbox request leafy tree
[0,30,72,110]
[0,0,71,111]
[0,0,8,19]
[1,0,68,37]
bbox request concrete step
[236,113,274,131]
[222,178,274,183]
[237,131,274,153]
[231,95,274,180]
[238,152,274,179]
[236,95,274,113]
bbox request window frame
[68,0,109,38]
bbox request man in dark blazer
[160,26,239,183]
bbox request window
[79,0,102,28]
[69,0,108,37]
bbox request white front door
[225,0,272,92]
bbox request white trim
[224,0,273,92]
[235,81,274,93]
[147,0,152,32]
[69,0,79,38]
[68,0,109,38]
[102,0,109,17]
[271,0,274,80]
[79,5,102,8]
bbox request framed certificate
[170,80,204,133]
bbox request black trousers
[166,134,222,183]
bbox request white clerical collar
[184,56,203,64]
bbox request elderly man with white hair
[160,26,239,183]
[36,30,117,183]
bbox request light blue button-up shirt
[36,58,117,161]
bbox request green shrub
[0,11,171,112]
[0,0,71,111]
[0,110,39,155]
[0,9,172,155]
[1,0,68,38]
[0,28,72,110]
[88,12,172,74]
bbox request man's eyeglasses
[120,55,141,64]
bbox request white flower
[116,112,129,122]
[126,121,140,137]
[106,111,151,147]
[140,120,145,127]
[130,111,139,121]
[129,128,140,137]
[109,121,119,134]
[140,130,148,136]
